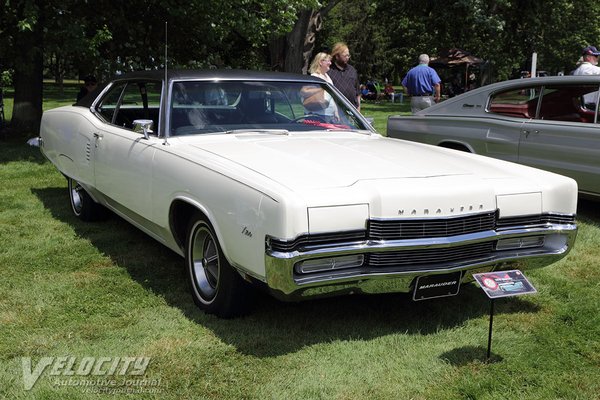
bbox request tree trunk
[11,18,44,135]
[269,0,340,74]
[283,9,317,74]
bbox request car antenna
[163,21,170,146]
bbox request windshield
[169,80,369,135]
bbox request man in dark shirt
[328,42,361,111]
[77,75,98,102]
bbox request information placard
[473,269,537,299]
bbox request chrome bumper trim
[264,223,577,299]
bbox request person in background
[360,83,377,101]
[573,46,600,108]
[573,45,600,75]
[383,82,396,99]
[305,52,338,122]
[309,52,333,84]
[77,75,98,102]
[328,42,361,112]
[401,54,441,113]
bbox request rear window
[489,83,600,123]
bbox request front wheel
[67,177,109,221]
[185,215,254,318]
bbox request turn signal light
[496,236,544,251]
[296,254,364,274]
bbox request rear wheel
[185,215,254,318]
[67,177,109,221]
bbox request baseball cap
[582,46,600,56]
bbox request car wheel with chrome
[67,177,109,221]
[185,215,254,318]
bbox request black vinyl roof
[112,69,318,83]
[75,69,320,107]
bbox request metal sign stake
[473,270,538,362]
[486,298,495,362]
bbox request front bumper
[264,213,577,300]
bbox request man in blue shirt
[402,54,441,113]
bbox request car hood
[183,132,515,191]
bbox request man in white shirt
[573,46,600,108]
[574,46,600,75]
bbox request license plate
[413,272,462,301]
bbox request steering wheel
[290,114,327,123]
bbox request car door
[93,80,163,221]
[484,85,541,163]
[518,84,600,195]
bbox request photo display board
[473,269,537,299]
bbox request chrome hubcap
[70,179,83,215]
[191,225,219,301]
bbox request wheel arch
[437,140,474,153]
[169,198,221,253]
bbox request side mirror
[133,119,154,140]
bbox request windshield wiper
[326,128,374,135]
[225,129,290,135]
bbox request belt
[412,94,431,97]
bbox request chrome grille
[269,212,574,254]
[369,212,496,240]
[367,242,494,272]
[268,230,366,253]
[496,213,576,230]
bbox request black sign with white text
[413,271,462,301]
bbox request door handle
[522,129,539,138]
[93,132,103,139]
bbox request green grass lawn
[361,100,411,134]
[0,85,599,399]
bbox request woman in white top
[306,52,338,122]
[309,52,334,84]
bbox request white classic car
[40,70,578,318]
[388,75,600,198]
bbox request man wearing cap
[574,46,600,108]
[573,46,600,75]
[402,54,441,113]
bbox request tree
[0,0,321,135]
[0,1,44,134]
[269,0,340,74]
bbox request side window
[99,81,162,131]
[488,86,540,119]
[145,81,162,109]
[96,82,126,123]
[120,83,143,106]
[537,84,599,124]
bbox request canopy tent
[429,48,484,67]
[430,48,487,92]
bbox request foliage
[1,0,318,79]
[3,0,600,81]
[322,0,600,83]
[0,70,13,87]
